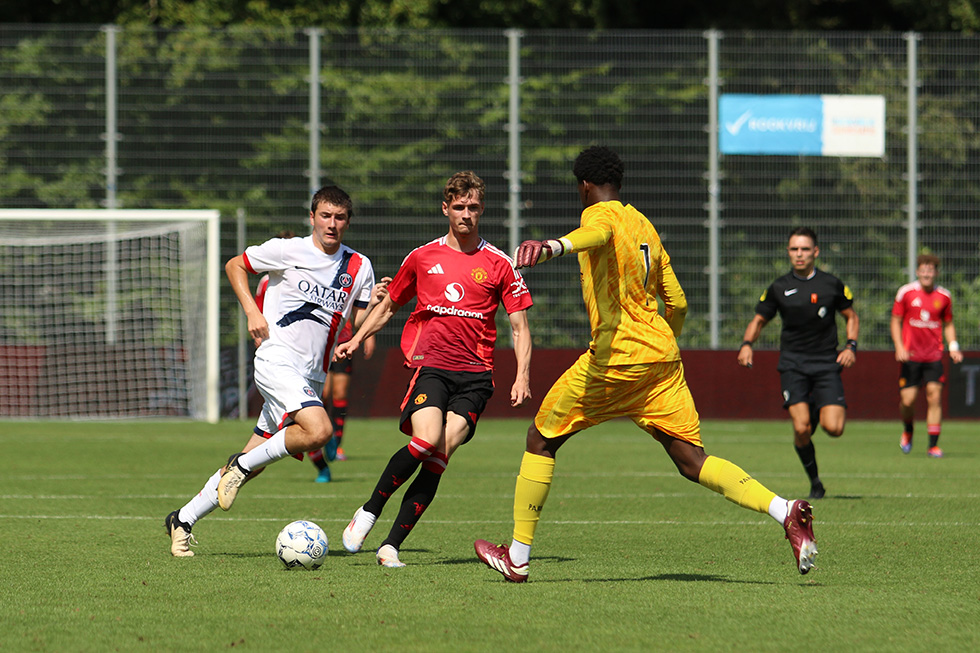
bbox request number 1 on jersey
[639,242,651,288]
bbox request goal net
[0,209,220,422]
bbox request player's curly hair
[573,146,624,188]
[443,171,486,203]
[311,185,354,219]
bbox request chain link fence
[2,26,978,365]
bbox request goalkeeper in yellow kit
[475,146,817,581]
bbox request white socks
[509,539,531,566]
[176,432,291,529]
[178,470,221,527]
[768,496,790,525]
[237,431,290,472]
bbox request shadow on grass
[440,555,572,567]
[582,573,775,585]
[548,573,825,586]
[467,571,794,585]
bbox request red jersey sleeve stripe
[242,251,257,275]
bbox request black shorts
[398,367,494,443]
[899,361,945,389]
[780,367,846,410]
[328,356,353,375]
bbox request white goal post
[0,209,220,422]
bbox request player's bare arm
[944,321,963,364]
[335,292,401,361]
[368,277,392,309]
[362,334,377,360]
[738,314,769,368]
[508,309,532,408]
[890,314,909,362]
[225,254,269,346]
[837,306,859,368]
[347,277,392,334]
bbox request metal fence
[2,26,978,363]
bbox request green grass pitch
[1,418,978,651]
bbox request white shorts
[253,357,324,436]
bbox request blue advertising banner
[720,94,885,157]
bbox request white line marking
[1,514,977,527]
[5,469,976,481]
[3,492,979,500]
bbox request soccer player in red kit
[891,254,963,457]
[334,171,533,568]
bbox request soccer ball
[275,520,328,570]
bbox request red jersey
[388,236,533,372]
[892,281,953,363]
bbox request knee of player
[824,424,845,438]
[661,438,707,482]
[309,417,334,446]
[524,424,549,455]
[673,451,707,482]
[676,461,702,483]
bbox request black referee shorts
[779,366,846,410]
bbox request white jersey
[243,235,375,382]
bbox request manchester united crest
[414,393,427,405]
[471,267,489,284]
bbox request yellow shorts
[533,352,702,447]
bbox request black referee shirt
[755,269,854,367]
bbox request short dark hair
[311,185,353,218]
[573,146,624,188]
[789,226,817,246]
[917,253,940,269]
[443,171,486,204]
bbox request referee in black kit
[736,227,860,499]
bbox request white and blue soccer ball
[275,520,328,570]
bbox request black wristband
[846,339,858,352]
[740,340,753,349]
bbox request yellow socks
[513,452,555,545]
[512,453,775,545]
[698,455,776,515]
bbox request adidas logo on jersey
[427,264,445,275]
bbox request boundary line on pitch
[1,514,978,527]
[3,469,975,481]
[3,491,979,501]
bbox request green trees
[1,25,978,352]
[7,1,980,32]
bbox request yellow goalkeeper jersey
[562,200,687,366]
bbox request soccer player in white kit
[164,186,389,557]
